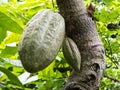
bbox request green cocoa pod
[62,37,81,71]
[18,9,65,73]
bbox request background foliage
[0,0,120,90]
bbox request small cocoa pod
[62,37,81,71]
[18,9,65,73]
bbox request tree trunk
[56,0,106,90]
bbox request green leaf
[0,66,22,86]
[0,46,17,57]
[0,27,7,43]
[0,11,23,34]
[3,58,22,67]
[8,0,17,6]
[4,32,20,44]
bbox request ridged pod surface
[18,9,65,73]
[62,37,81,71]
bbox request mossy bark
[56,0,106,90]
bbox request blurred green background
[0,0,120,90]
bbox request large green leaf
[0,27,6,43]
[4,32,20,44]
[0,66,22,86]
[0,11,23,34]
[0,46,17,57]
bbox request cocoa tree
[56,0,106,90]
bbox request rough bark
[56,0,106,90]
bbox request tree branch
[104,74,120,83]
